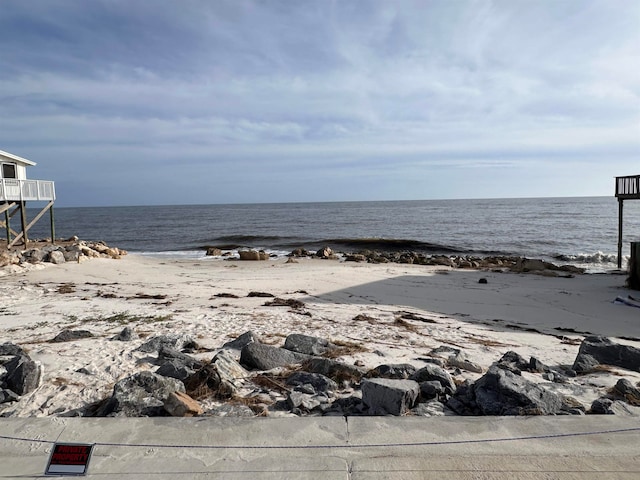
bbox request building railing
[0,179,56,202]
[615,175,640,199]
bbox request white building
[1,149,56,247]
[0,149,55,202]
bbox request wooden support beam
[24,200,54,237]
[19,201,28,248]
[0,202,17,215]
[3,208,10,244]
[50,205,56,244]
[618,198,624,269]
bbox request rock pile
[289,247,585,275]
[0,240,127,268]
[4,332,637,418]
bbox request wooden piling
[629,242,640,291]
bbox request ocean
[25,196,640,272]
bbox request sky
[0,0,638,207]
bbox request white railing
[0,179,56,201]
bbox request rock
[287,391,324,412]
[158,346,203,370]
[111,326,138,342]
[367,363,417,379]
[95,371,185,417]
[25,249,46,263]
[222,331,260,350]
[238,250,268,261]
[361,378,420,415]
[411,401,446,416]
[410,364,456,394]
[240,343,310,371]
[302,358,366,383]
[495,351,529,375]
[283,334,336,356]
[289,248,309,257]
[447,352,483,374]
[419,380,445,400]
[573,336,640,373]
[163,391,203,417]
[478,278,488,284]
[472,366,564,415]
[3,355,41,396]
[64,244,82,260]
[529,357,550,373]
[206,247,222,256]
[48,250,66,264]
[571,353,600,374]
[136,334,198,354]
[50,330,94,343]
[156,360,197,382]
[612,379,640,405]
[207,404,255,417]
[0,389,20,404]
[286,372,337,393]
[316,246,335,259]
[0,343,26,357]
[185,350,248,399]
[590,397,640,416]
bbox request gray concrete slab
[0,416,638,479]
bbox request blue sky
[0,0,638,207]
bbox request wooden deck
[0,179,56,202]
[615,175,640,199]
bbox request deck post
[50,205,55,244]
[617,197,624,269]
[19,201,28,247]
[4,208,10,244]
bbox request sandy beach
[1,254,639,417]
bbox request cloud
[0,0,638,206]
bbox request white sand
[1,255,639,417]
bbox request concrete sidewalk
[1,416,639,479]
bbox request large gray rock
[0,389,20,404]
[185,350,248,399]
[157,346,203,370]
[96,371,184,417]
[286,372,338,393]
[410,363,456,394]
[240,343,310,371]
[50,330,94,343]
[156,360,197,382]
[3,355,41,395]
[302,357,366,383]
[367,363,416,379]
[0,343,27,357]
[472,366,564,415]
[111,327,138,342]
[573,336,640,373]
[48,250,66,264]
[495,351,529,375]
[590,397,640,416]
[222,331,260,350]
[361,378,420,415]
[283,334,336,356]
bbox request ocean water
[24,196,640,271]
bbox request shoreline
[1,254,639,418]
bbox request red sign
[45,443,94,476]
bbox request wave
[195,235,465,254]
[553,251,620,264]
[316,238,464,253]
